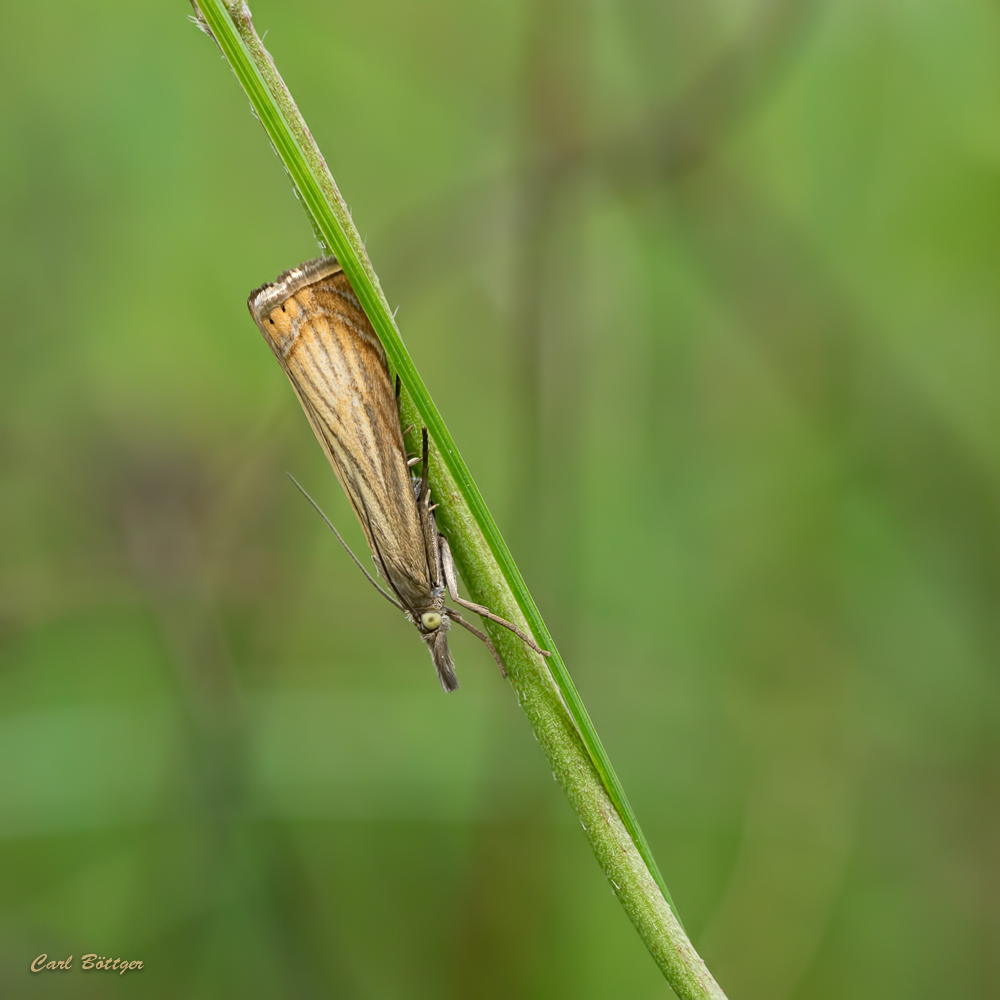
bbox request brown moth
[248,256,548,691]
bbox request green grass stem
[191,3,727,995]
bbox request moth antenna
[446,607,506,678]
[439,535,551,658]
[287,473,405,612]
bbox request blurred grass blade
[191,3,726,996]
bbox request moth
[248,256,548,691]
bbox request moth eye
[421,612,442,631]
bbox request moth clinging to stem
[248,256,549,690]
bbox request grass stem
[191,3,726,995]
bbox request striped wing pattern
[249,259,438,614]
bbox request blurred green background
[2,0,999,997]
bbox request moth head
[420,612,443,631]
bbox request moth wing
[249,261,435,610]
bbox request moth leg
[439,535,551,658]
[418,428,430,504]
[446,607,506,678]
